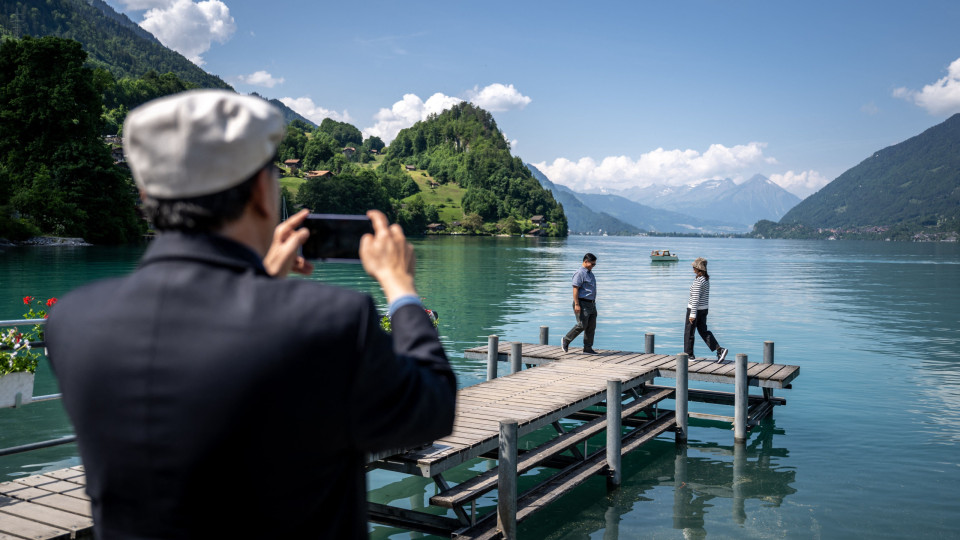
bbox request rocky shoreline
[0,237,92,247]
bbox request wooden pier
[1,332,799,540]
[0,467,91,539]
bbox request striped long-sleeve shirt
[687,276,710,312]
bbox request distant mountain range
[527,165,754,234]
[780,113,960,229]
[526,165,641,235]
[594,175,801,227]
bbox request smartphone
[299,214,374,262]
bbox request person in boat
[44,90,456,539]
[684,257,729,363]
[562,252,599,354]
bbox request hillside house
[110,146,125,163]
[306,170,332,178]
[405,165,416,171]
[426,223,446,232]
[531,215,546,228]
[342,147,356,158]
[284,159,301,172]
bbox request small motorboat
[650,249,679,262]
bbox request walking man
[45,90,456,539]
[562,252,598,354]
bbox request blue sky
[105,0,960,198]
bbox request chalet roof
[531,215,545,221]
[284,159,301,164]
[306,170,332,177]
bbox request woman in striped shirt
[684,257,729,363]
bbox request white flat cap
[123,90,284,198]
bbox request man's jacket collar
[140,232,269,276]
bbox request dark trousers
[565,299,597,348]
[684,308,719,357]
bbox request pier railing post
[734,353,748,442]
[539,326,549,345]
[498,419,518,538]
[645,333,655,354]
[762,341,774,401]
[510,342,522,374]
[606,379,623,489]
[675,353,688,442]
[487,335,499,381]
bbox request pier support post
[673,444,689,532]
[645,333,655,354]
[606,379,623,489]
[510,342,522,374]
[498,419,518,539]
[487,335,499,381]
[734,353,748,442]
[762,341,774,401]
[539,326,549,345]
[675,353,688,442]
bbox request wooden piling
[733,441,747,524]
[510,342,522,374]
[487,335,498,381]
[606,379,623,488]
[675,353,688,442]
[734,353,748,442]
[645,333,655,354]
[539,326,549,345]
[762,341,774,401]
[497,419,518,538]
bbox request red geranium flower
[23,296,33,304]
[46,298,57,307]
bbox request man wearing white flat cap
[45,90,456,539]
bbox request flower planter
[0,372,34,408]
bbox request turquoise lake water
[1,236,958,538]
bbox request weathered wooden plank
[11,477,56,489]
[24,494,90,517]
[31,482,82,496]
[39,471,82,482]
[0,497,92,532]
[0,501,71,540]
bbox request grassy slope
[399,168,466,223]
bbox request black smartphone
[300,214,374,262]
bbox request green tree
[0,36,144,243]
[318,118,362,146]
[302,131,339,170]
[296,169,391,216]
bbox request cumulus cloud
[361,83,532,143]
[279,97,352,124]
[532,143,777,192]
[363,92,464,142]
[237,70,284,88]
[768,170,831,198]
[465,83,532,112]
[139,0,236,66]
[893,57,960,116]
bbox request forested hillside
[768,113,960,239]
[0,0,231,89]
[389,103,567,236]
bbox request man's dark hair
[583,253,597,263]
[142,162,272,233]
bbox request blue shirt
[572,266,596,301]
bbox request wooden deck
[0,467,92,540]
[376,358,661,478]
[463,343,800,389]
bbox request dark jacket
[45,232,456,539]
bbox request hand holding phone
[300,214,374,262]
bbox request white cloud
[363,92,464,142]
[139,0,236,66]
[361,83,532,143]
[279,97,352,124]
[532,143,776,192]
[894,57,960,116]
[237,70,284,88]
[768,170,831,198]
[465,83,532,112]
